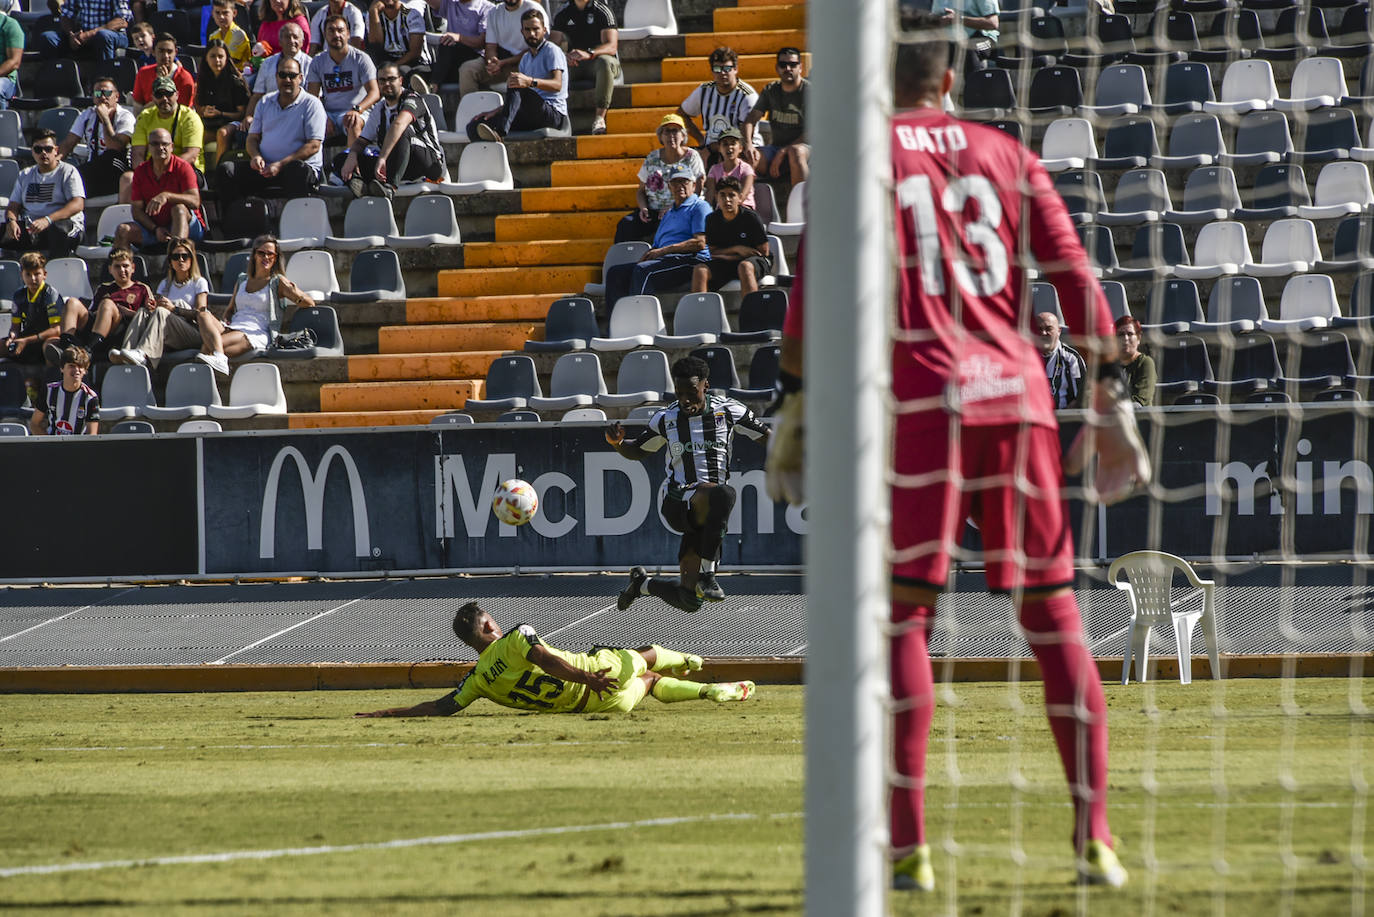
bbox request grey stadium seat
[465,355,542,411]
[597,349,673,408]
[526,296,599,353]
[527,352,607,411]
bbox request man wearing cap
[467,7,566,141]
[675,46,758,166]
[614,111,705,243]
[602,165,710,311]
[215,56,327,204]
[121,75,205,203]
[114,127,206,250]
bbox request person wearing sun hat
[602,162,711,311]
[613,111,706,243]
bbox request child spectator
[5,252,74,366]
[197,39,250,167]
[51,248,155,362]
[208,0,253,72]
[132,32,197,109]
[109,238,207,368]
[693,177,769,295]
[704,127,755,209]
[30,346,99,436]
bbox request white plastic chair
[1242,218,1320,277]
[442,90,503,143]
[585,241,649,296]
[76,204,132,259]
[100,364,155,419]
[208,363,288,418]
[654,292,728,347]
[1203,59,1279,115]
[45,257,93,301]
[618,0,677,39]
[1174,221,1250,280]
[767,180,807,236]
[176,418,222,433]
[1275,56,1345,112]
[590,294,665,351]
[1108,550,1221,685]
[325,196,399,251]
[285,250,341,300]
[561,407,608,422]
[1039,117,1097,172]
[1260,273,1340,334]
[386,194,461,248]
[143,362,221,420]
[527,351,607,411]
[277,197,332,252]
[438,141,514,194]
[1298,162,1374,220]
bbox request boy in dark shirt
[693,177,770,295]
[5,252,71,365]
[48,248,155,364]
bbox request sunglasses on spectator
[94,89,113,98]
[32,144,56,153]
[778,60,801,68]
[255,249,277,258]
[277,72,301,80]
[170,251,192,261]
[711,64,735,72]
[154,90,176,99]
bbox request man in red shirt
[766,13,1149,893]
[132,32,196,109]
[114,127,206,250]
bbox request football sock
[890,600,935,851]
[699,559,717,574]
[648,645,694,673]
[1020,590,1112,850]
[650,676,706,703]
[646,577,684,605]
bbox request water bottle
[364,145,381,159]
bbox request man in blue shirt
[603,167,711,311]
[214,58,327,205]
[468,7,567,141]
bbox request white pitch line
[0,812,802,879]
[540,602,619,640]
[0,587,138,645]
[212,584,396,664]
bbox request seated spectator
[208,0,253,72]
[704,127,755,209]
[257,0,311,55]
[551,0,619,136]
[675,47,759,167]
[244,22,313,130]
[1037,311,1086,409]
[197,40,251,168]
[215,58,326,204]
[1116,315,1156,407]
[128,21,155,68]
[30,346,99,436]
[307,15,379,148]
[2,130,86,258]
[692,177,769,295]
[458,0,541,98]
[34,0,132,61]
[309,0,365,52]
[367,0,433,89]
[114,128,206,250]
[58,77,136,199]
[122,76,206,202]
[195,233,315,374]
[51,247,154,361]
[337,62,446,198]
[467,8,565,142]
[0,6,21,111]
[614,113,705,244]
[743,48,809,188]
[109,238,208,368]
[4,253,79,366]
[427,0,492,90]
[940,1,1000,70]
[132,32,197,109]
[603,167,710,310]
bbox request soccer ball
[492,479,539,526]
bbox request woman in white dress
[109,238,211,368]
[195,233,315,374]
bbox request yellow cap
[657,113,687,131]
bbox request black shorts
[662,495,693,534]
[703,255,772,288]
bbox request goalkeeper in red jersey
[765,11,1150,893]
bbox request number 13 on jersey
[897,173,1010,300]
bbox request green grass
[0,679,1369,915]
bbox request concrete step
[405,295,561,324]
[436,264,600,295]
[605,106,675,133]
[494,211,624,243]
[713,4,805,31]
[683,29,807,56]
[463,238,612,268]
[288,409,455,428]
[318,379,484,412]
[521,184,637,212]
[378,321,540,353]
[575,132,658,159]
[346,351,506,381]
[551,158,642,187]
[660,52,810,83]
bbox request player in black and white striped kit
[30,345,99,436]
[605,356,770,611]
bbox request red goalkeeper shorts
[891,420,1076,593]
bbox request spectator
[114,127,206,251]
[704,127,755,208]
[4,253,77,367]
[35,0,131,61]
[2,130,86,258]
[0,5,21,110]
[208,0,253,72]
[467,8,565,142]
[123,75,205,202]
[550,0,619,136]
[245,22,312,126]
[257,0,310,55]
[132,32,197,109]
[30,346,99,436]
[308,0,364,52]
[934,1,1000,69]
[692,176,768,295]
[108,238,207,368]
[426,0,492,90]
[307,14,379,148]
[457,0,540,98]
[197,39,250,167]
[743,47,809,187]
[603,167,710,310]
[338,61,446,198]
[127,21,155,67]
[195,233,315,374]
[1115,315,1156,407]
[613,113,705,244]
[216,57,326,204]
[676,47,758,166]
[367,0,432,90]
[51,247,154,361]
[1037,311,1086,409]
[58,77,136,199]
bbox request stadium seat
[526,297,597,353]
[560,407,607,422]
[617,0,677,40]
[176,419,222,433]
[1175,222,1251,280]
[45,258,93,301]
[439,141,514,194]
[1108,550,1219,685]
[1236,163,1310,220]
[1153,334,1214,401]
[1279,330,1357,395]
[442,91,503,143]
[0,365,28,419]
[430,412,474,424]
[1289,107,1361,164]
[1341,54,1374,109]
[1101,280,1130,320]
[0,260,20,298]
[1243,218,1321,277]
[332,250,406,303]
[506,110,572,141]
[12,59,82,110]
[597,348,673,408]
[1098,168,1171,225]
[86,57,138,97]
[208,363,288,418]
[1080,64,1150,118]
[1027,66,1083,115]
[0,154,19,198]
[1317,214,1374,272]
[1053,169,1106,223]
[1205,332,1281,399]
[108,419,155,435]
[1261,274,1340,333]
[268,304,343,359]
[654,293,729,348]
[1164,166,1241,223]
[1264,5,1325,59]
[201,198,273,253]
[386,194,461,248]
[1139,278,1203,333]
[285,250,340,300]
[143,362,221,420]
[622,404,663,422]
[208,251,252,308]
[767,181,807,236]
[722,289,787,343]
[277,198,332,252]
[1079,224,1120,277]
[36,107,81,145]
[1194,275,1268,334]
[0,420,27,436]
[585,242,649,297]
[1027,14,1068,59]
[1152,61,1215,114]
[1095,115,1156,170]
[751,182,779,226]
[1152,113,1224,170]
[590,294,664,351]
[959,67,1017,119]
[75,204,132,260]
[464,355,541,411]
[689,345,741,392]
[100,364,155,419]
[1276,56,1346,111]
[527,352,607,411]
[1031,281,1062,324]
[1299,162,1374,219]
[727,344,781,402]
[1120,222,1187,278]
[1039,118,1097,171]
[325,197,398,251]
[496,409,541,422]
[1219,110,1293,166]
[1205,59,1280,114]
[1140,9,1199,57]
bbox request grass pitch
[0,678,1369,915]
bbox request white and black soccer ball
[492,479,539,526]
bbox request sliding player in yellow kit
[357,602,755,717]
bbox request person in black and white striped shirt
[30,345,100,436]
[674,47,759,167]
[605,356,769,611]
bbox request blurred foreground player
[606,356,770,611]
[357,602,754,716]
[765,12,1150,893]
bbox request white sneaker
[122,348,147,367]
[108,348,127,364]
[590,115,607,135]
[475,121,502,143]
[197,351,229,375]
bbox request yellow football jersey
[449,625,608,714]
